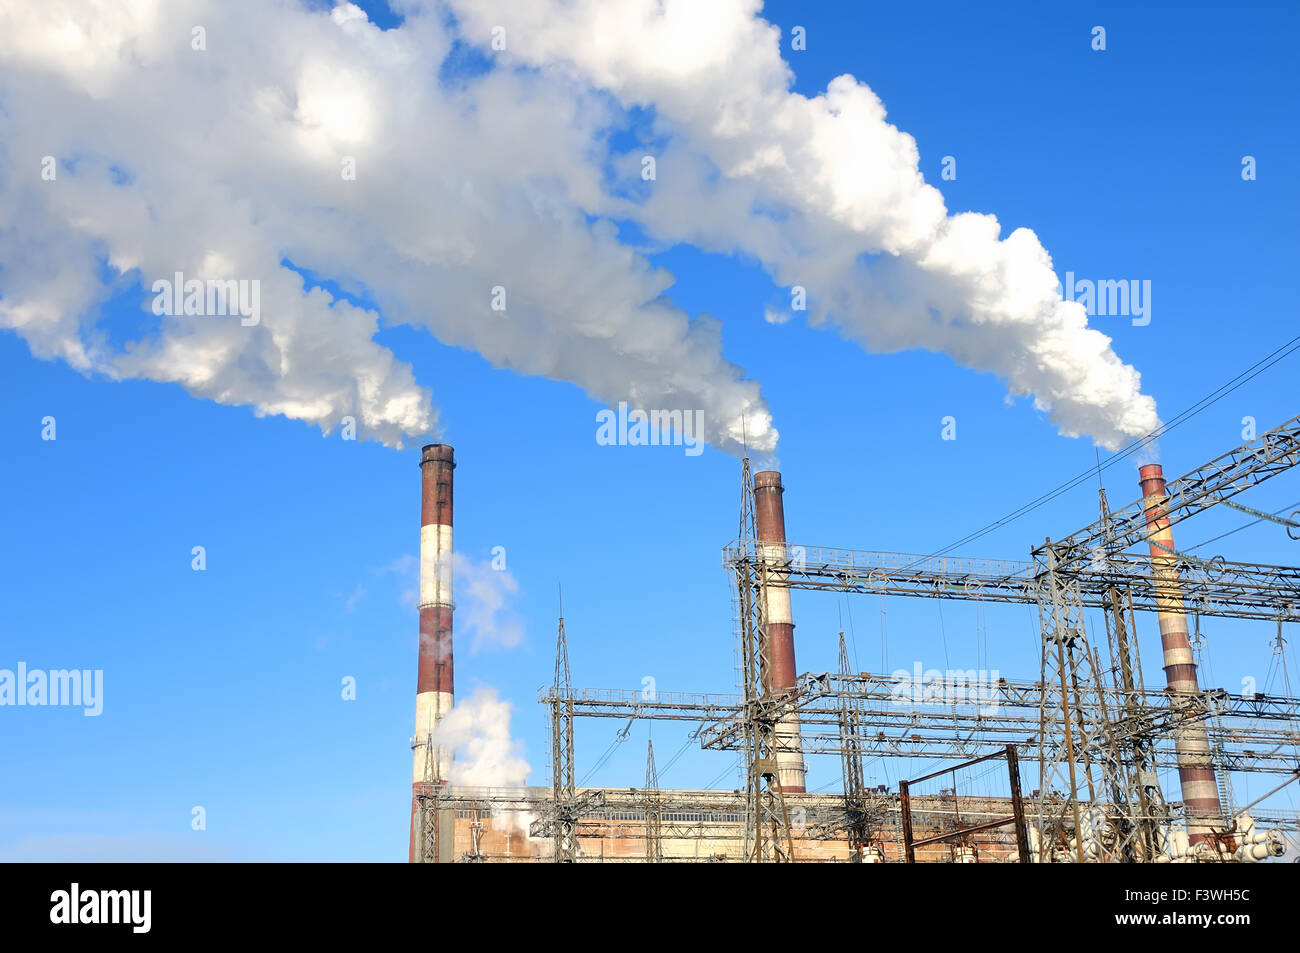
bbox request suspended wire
[1186,500,1300,552]
[921,332,1300,560]
[703,762,736,791]
[813,774,844,794]
[1264,648,1282,696]
[1026,605,1041,673]
[844,597,860,671]
[578,721,632,786]
[937,601,951,671]
[656,734,695,780]
[879,592,889,674]
[973,596,990,673]
[577,741,618,786]
[1276,625,1300,768]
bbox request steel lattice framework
[715,415,1300,860]
[715,544,1300,622]
[543,675,1300,773]
[515,415,1300,862]
[1040,413,1300,569]
[530,615,593,861]
[644,740,663,863]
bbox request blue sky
[2,0,1299,860]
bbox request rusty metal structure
[899,746,1030,863]
[412,416,1300,862]
[829,632,878,860]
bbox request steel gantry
[716,415,1300,860]
[531,614,594,861]
[1040,413,1300,570]
[516,415,1300,862]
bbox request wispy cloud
[373,553,417,609]
[453,553,525,654]
[343,583,366,613]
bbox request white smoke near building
[433,688,530,788]
[431,687,537,838]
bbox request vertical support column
[550,616,578,863]
[752,470,806,794]
[1138,463,1224,846]
[1034,548,1089,863]
[899,779,915,863]
[1007,745,1032,864]
[410,444,456,863]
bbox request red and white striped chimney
[753,470,806,793]
[410,444,455,862]
[1138,463,1224,845]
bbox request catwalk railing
[719,542,1300,621]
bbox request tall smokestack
[1138,463,1224,846]
[753,470,806,793]
[410,444,455,862]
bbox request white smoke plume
[434,687,530,789]
[442,0,1162,450]
[0,0,1159,453]
[434,689,538,837]
[0,0,775,453]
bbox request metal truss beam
[1040,413,1300,569]
[543,675,1300,777]
[720,543,1300,621]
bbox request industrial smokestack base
[753,469,806,793]
[1138,462,1224,844]
[411,444,456,862]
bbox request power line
[925,332,1300,560]
[656,735,695,780]
[1187,500,1300,552]
[703,763,736,791]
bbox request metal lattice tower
[549,614,578,862]
[1090,485,1165,860]
[645,739,663,863]
[1033,546,1149,863]
[836,632,872,860]
[1033,545,1096,861]
[733,456,795,861]
[507,416,1300,863]
[414,787,443,864]
[1099,583,1167,861]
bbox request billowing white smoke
[433,688,537,837]
[442,0,1162,450]
[434,687,530,788]
[1,0,1159,453]
[0,0,775,453]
